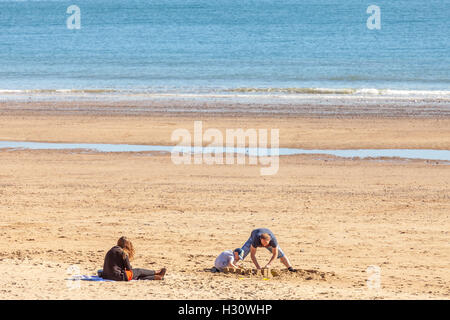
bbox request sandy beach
[2,0,450,304]
[0,98,449,299]
[1,98,449,149]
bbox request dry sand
[0,100,449,299]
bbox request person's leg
[132,268,156,280]
[153,268,167,280]
[155,268,166,275]
[278,248,297,272]
[280,256,292,268]
[264,245,285,259]
[265,246,297,271]
[241,236,253,260]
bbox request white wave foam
[1,87,450,99]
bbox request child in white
[214,248,244,271]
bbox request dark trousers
[132,268,156,280]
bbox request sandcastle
[220,267,332,281]
[222,267,280,277]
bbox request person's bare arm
[265,247,277,268]
[250,245,261,269]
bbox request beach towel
[66,275,115,282]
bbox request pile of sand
[207,267,336,281]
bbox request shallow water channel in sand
[1,141,449,162]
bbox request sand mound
[204,267,336,281]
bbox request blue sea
[0,0,449,94]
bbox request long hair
[117,236,135,261]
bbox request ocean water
[0,0,449,94]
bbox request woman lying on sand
[102,236,166,281]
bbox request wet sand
[0,99,449,150]
[0,98,449,299]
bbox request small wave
[1,87,450,98]
[0,89,118,94]
[375,89,450,96]
[226,87,450,96]
[226,88,357,94]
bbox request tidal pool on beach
[1,141,449,162]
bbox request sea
[0,0,449,98]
